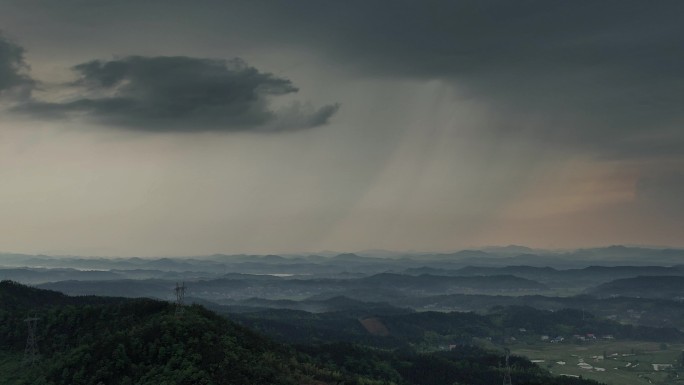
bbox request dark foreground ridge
[0,280,601,385]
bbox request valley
[2,246,684,384]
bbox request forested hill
[0,280,125,310]
[0,280,359,385]
[0,281,602,385]
[590,275,684,299]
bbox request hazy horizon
[2,243,683,259]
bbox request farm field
[511,340,684,385]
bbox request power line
[502,350,513,385]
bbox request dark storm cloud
[0,32,34,96]
[4,1,684,147]
[239,0,684,157]
[17,56,338,132]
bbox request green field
[511,340,684,385]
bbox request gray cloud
[5,1,682,150]
[243,0,684,157]
[60,0,666,157]
[17,55,338,132]
[0,32,34,96]
[3,1,683,152]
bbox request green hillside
[0,281,350,385]
[0,281,602,385]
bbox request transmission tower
[23,315,40,365]
[502,348,513,385]
[174,282,186,317]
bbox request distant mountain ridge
[36,272,549,302]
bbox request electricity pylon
[23,315,40,365]
[174,282,186,317]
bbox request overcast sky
[0,0,682,256]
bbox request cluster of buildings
[540,333,614,343]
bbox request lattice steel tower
[503,348,513,385]
[174,282,186,317]
[23,316,40,365]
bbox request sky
[0,0,682,256]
